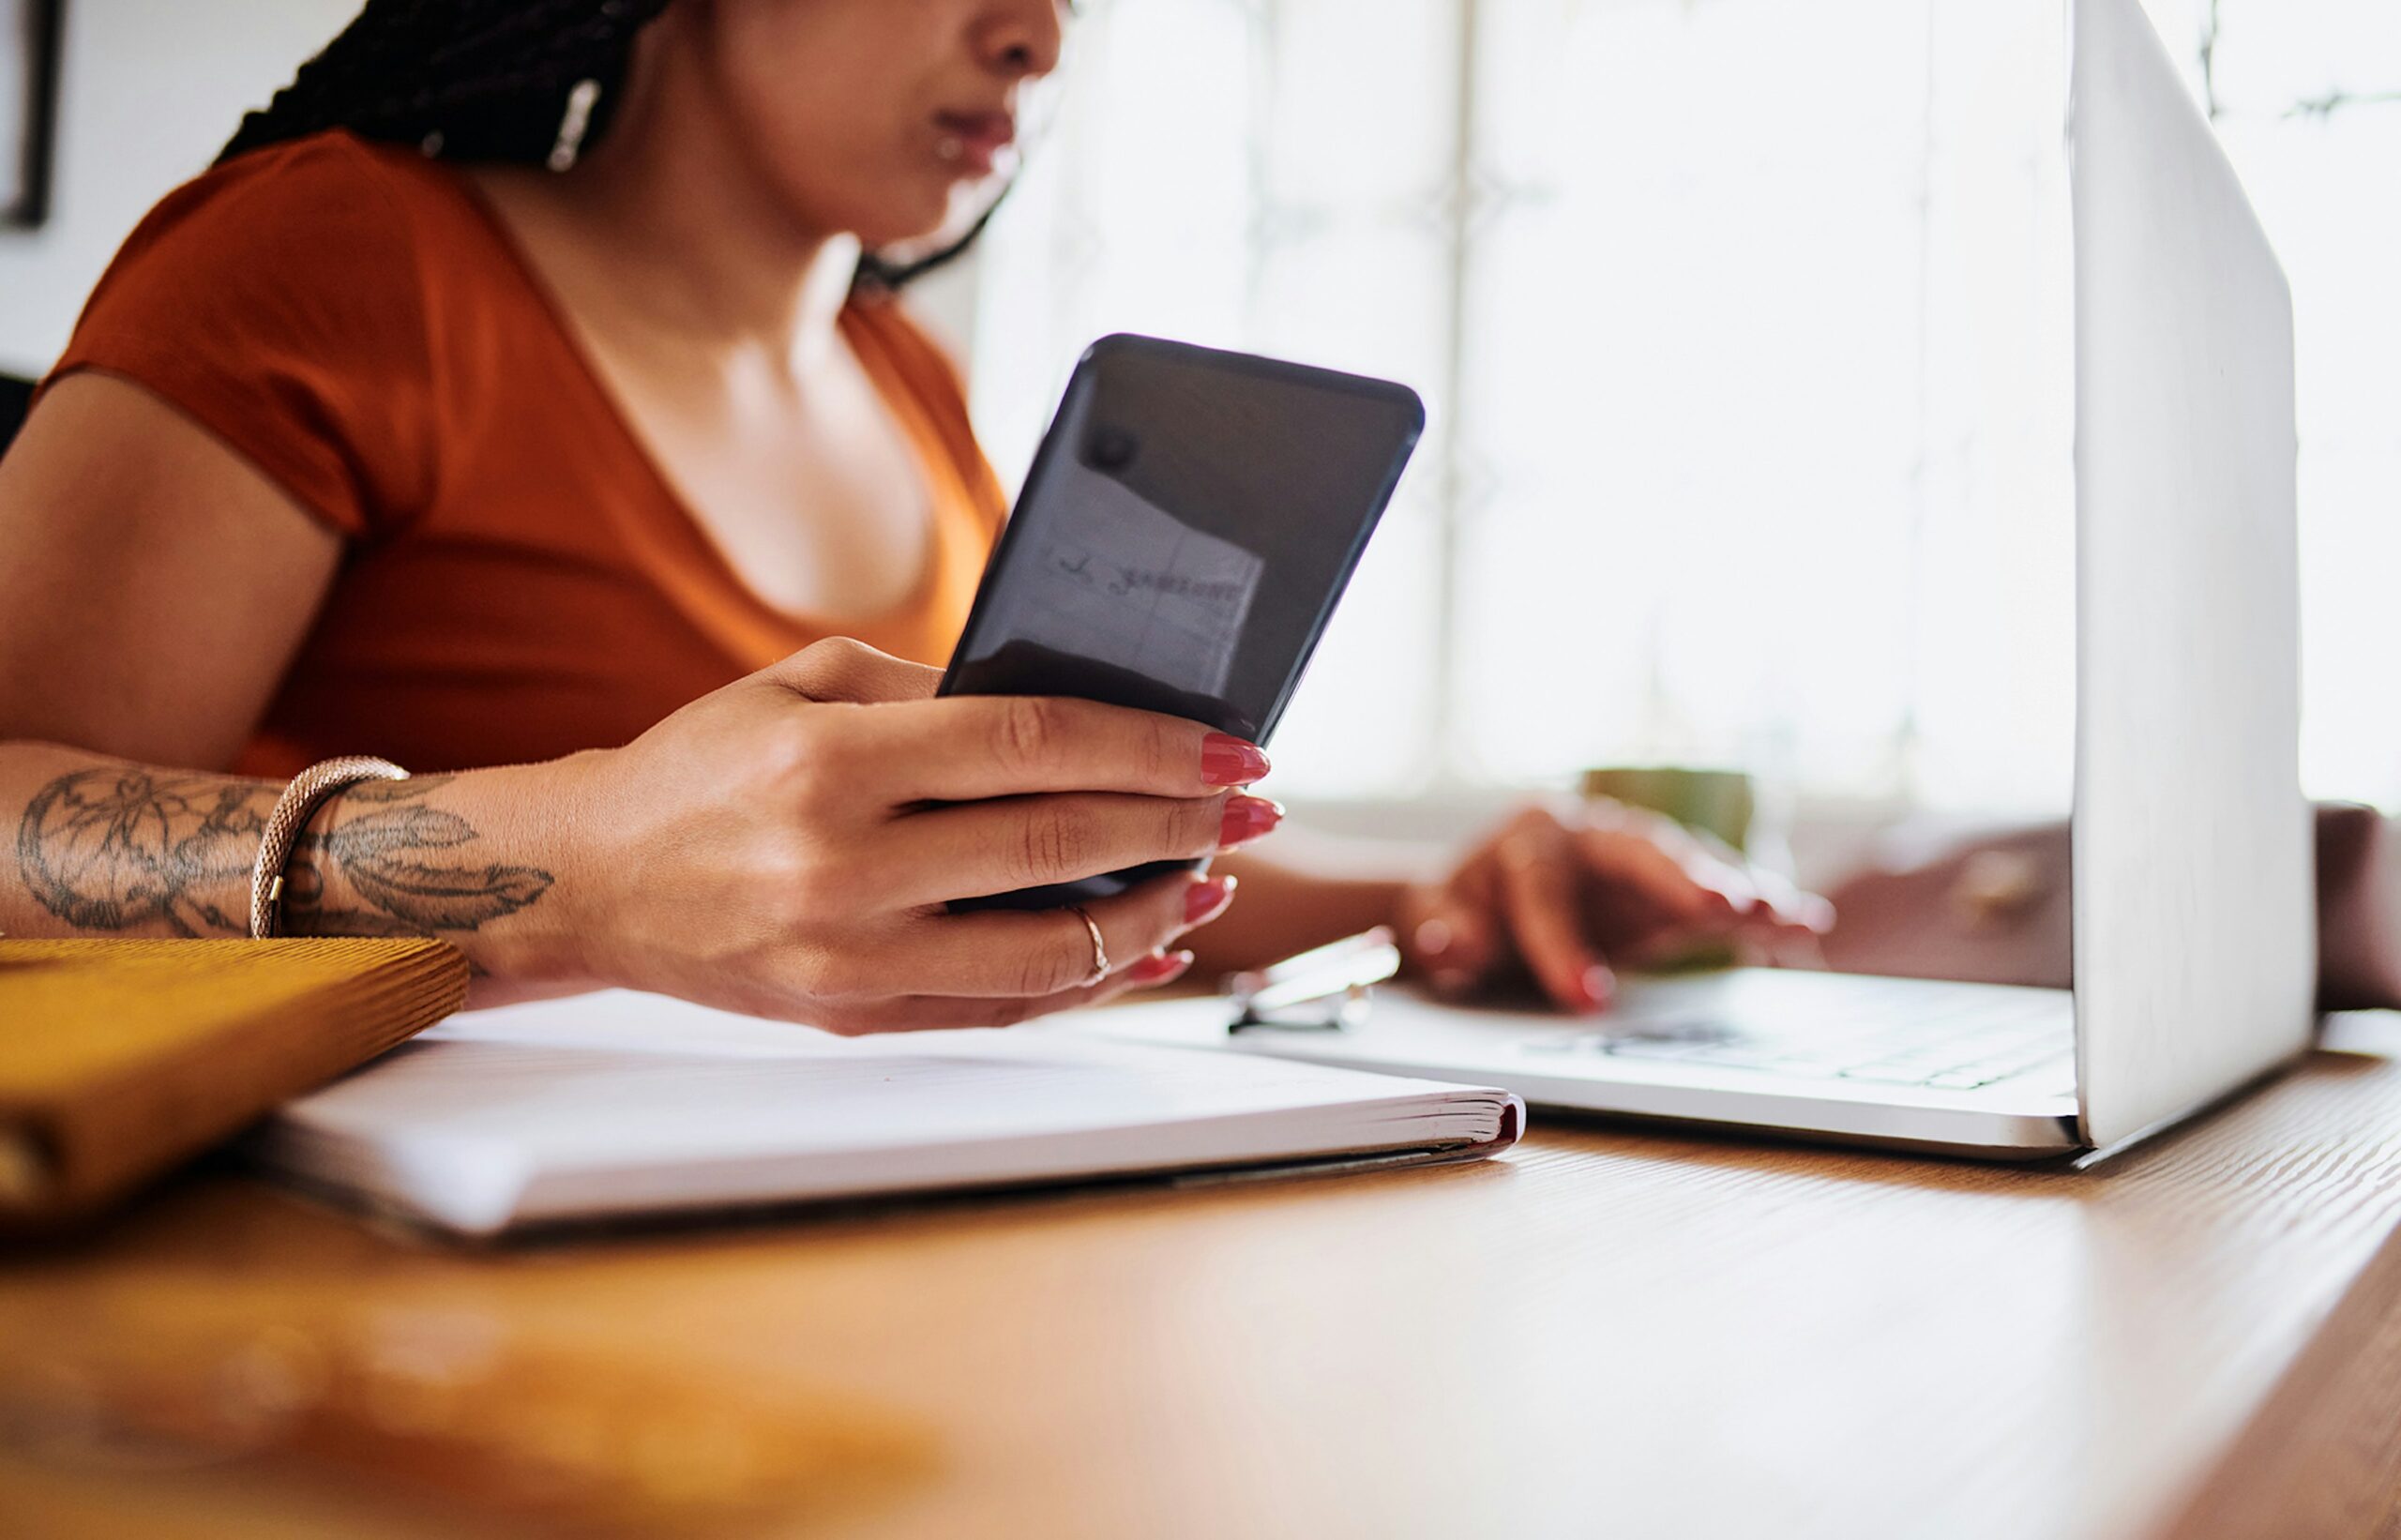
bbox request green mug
[1578,765,1759,973]
[1578,765,1756,855]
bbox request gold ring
[1068,905,1109,988]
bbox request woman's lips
[933,111,1015,175]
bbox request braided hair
[217,0,998,289]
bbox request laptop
[1103,0,2317,1161]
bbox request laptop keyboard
[1523,985,2075,1094]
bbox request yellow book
[0,938,467,1227]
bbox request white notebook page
[260,990,1518,1234]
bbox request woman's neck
[490,33,859,370]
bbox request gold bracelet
[249,757,409,939]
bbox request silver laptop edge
[2063,0,2314,1150]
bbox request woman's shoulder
[155,126,435,205]
[50,131,473,539]
[95,130,471,309]
[68,130,468,370]
[181,128,477,222]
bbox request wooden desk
[7,1017,2401,1539]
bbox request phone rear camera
[1086,429,1140,473]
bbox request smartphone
[940,333,1425,911]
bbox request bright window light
[966,0,2399,814]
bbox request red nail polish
[1185,874,1238,924]
[1128,949,1194,985]
[1218,795,1284,847]
[1200,733,1272,787]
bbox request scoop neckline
[417,152,952,643]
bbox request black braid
[217,0,1000,290]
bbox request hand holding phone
[942,334,1424,910]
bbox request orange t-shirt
[47,130,1007,778]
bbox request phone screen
[942,334,1424,909]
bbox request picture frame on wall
[2,0,62,229]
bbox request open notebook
[255,990,1522,1236]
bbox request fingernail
[1200,733,1272,787]
[1218,794,1284,848]
[1413,916,1455,959]
[1127,949,1194,985]
[1185,874,1238,925]
[1580,963,1617,1010]
[1433,967,1475,997]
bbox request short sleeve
[41,133,438,541]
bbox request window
[961,0,2399,812]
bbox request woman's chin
[856,222,981,272]
[861,174,1006,258]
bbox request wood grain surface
[6,1017,2401,1540]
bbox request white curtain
[963,0,2400,813]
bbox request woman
[0,0,1820,1030]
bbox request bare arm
[3,742,581,991]
[1187,848,1411,979]
[0,375,582,995]
[0,376,1283,1025]
[0,373,340,768]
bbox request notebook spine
[3,942,469,1227]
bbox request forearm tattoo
[15,768,552,938]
